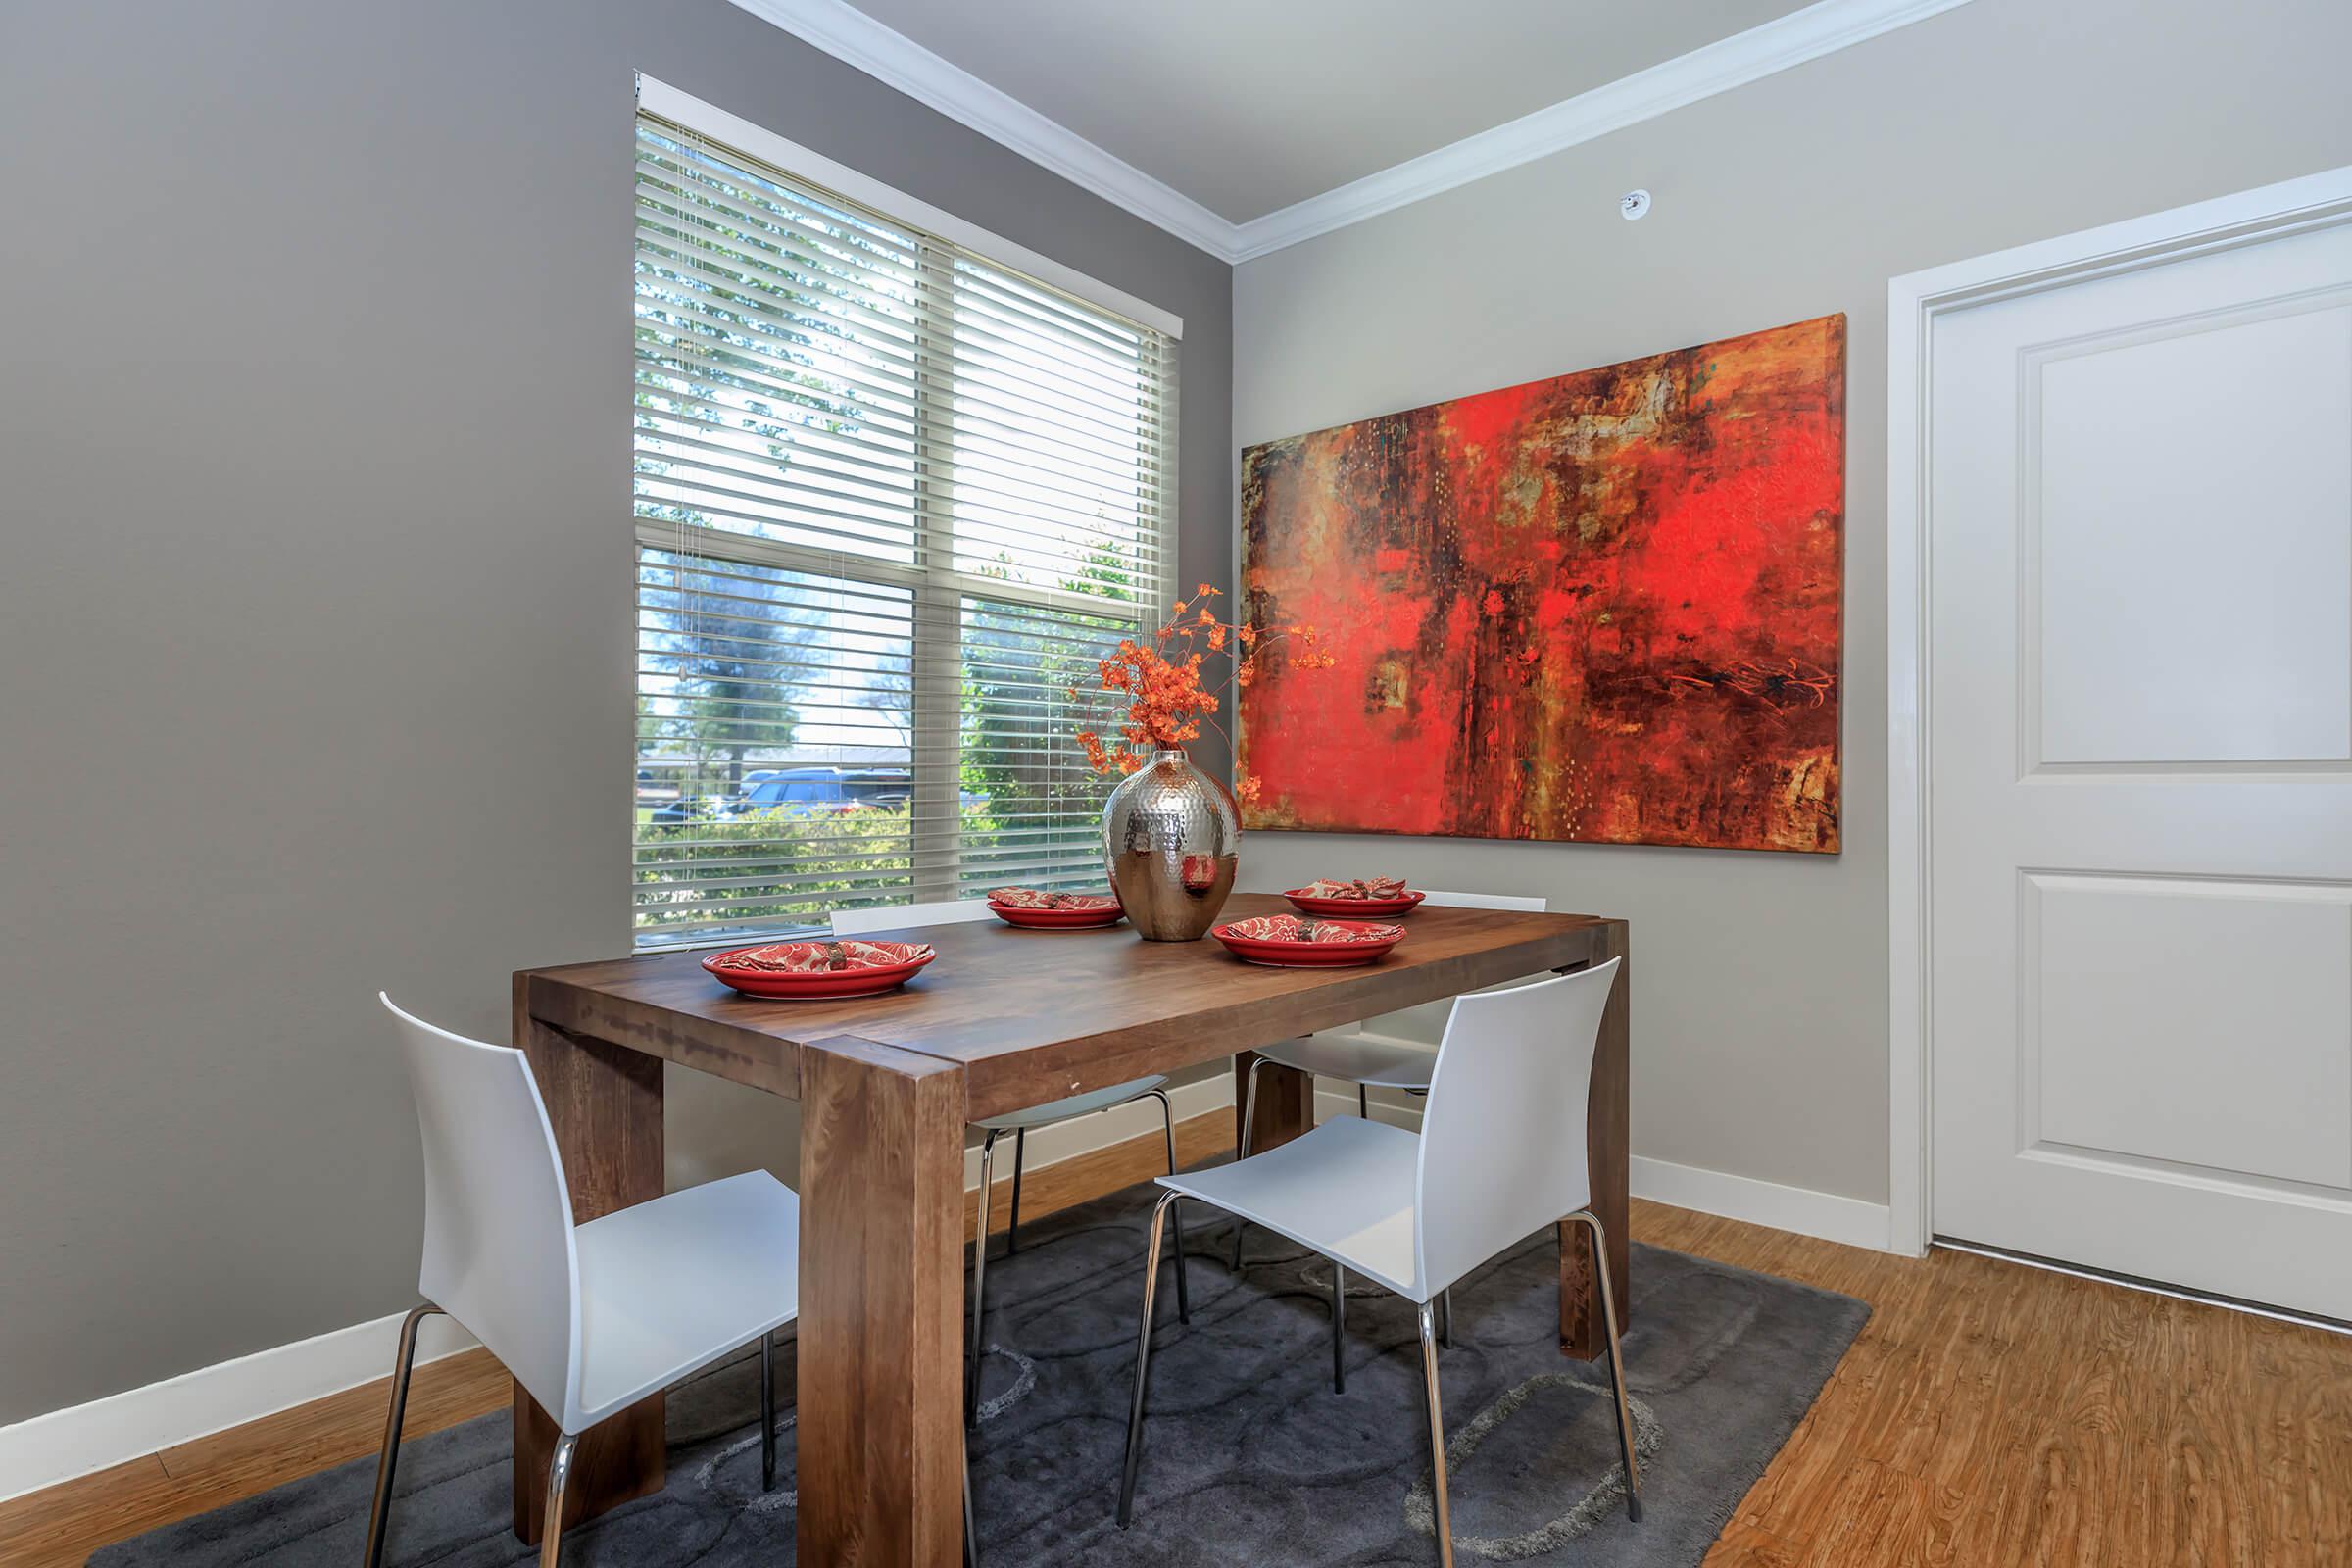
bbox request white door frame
[1885,162,2352,1257]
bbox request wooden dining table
[508,893,1628,1565]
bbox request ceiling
[734,0,1969,260]
[836,0,1818,224]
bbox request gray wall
[0,0,1230,1424]
[1233,0,2352,1204]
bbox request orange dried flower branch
[1073,581,1335,804]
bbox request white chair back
[1411,957,1619,1296]
[1356,889,1547,1041]
[1421,889,1546,911]
[830,898,997,936]
[380,995,581,1426]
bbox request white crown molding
[733,0,1973,265]
[1228,0,1976,261]
[726,0,1246,259]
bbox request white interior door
[1928,211,2352,1319]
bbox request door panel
[2026,871,2352,1191]
[1929,214,2352,1318]
[2031,302,2352,767]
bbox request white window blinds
[631,109,1176,949]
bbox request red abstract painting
[1238,315,1845,854]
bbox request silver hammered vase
[1102,749,1240,941]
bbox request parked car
[648,767,961,826]
[647,792,731,827]
[734,767,914,817]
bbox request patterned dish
[701,939,937,998]
[1211,915,1406,967]
[1283,877,1427,917]
[1294,877,1410,901]
[986,888,1125,928]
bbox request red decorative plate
[701,939,937,999]
[988,902,1125,929]
[986,889,1125,929]
[1211,915,1406,968]
[1283,887,1427,918]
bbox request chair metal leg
[1441,1287,1455,1349]
[963,1456,979,1568]
[1115,1190,1181,1527]
[1573,1209,1642,1521]
[968,1128,1001,1426]
[1230,1056,1268,1270]
[1417,1299,1453,1568]
[539,1430,579,1568]
[1005,1126,1026,1254]
[760,1332,777,1492]
[1331,1263,1347,1394]
[1147,1088,1190,1324]
[362,1303,440,1568]
[1358,1082,1369,1119]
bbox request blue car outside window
[746,777,845,806]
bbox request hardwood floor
[1671,1201,2352,1567]
[4,1113,2345,1565]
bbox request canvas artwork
[1237,314,1845,854]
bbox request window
[630,95,1177,949]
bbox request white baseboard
[1306,1050,1894,1254]
[963,1071,1233,1190]
[1311,1081,1429,1128]
[0,1075,1238,1506]
[0,1310,479,1505]
[1627,1157,1892,1251]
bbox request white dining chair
[1230,890,1549,1375]
[367,997,934,1566]
[830,899,1191,1423]
[1116,959,1637,1567]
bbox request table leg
[1233,1049,1313,1154]
[1560,922,1631,1361]
[511,999,666,1544]
[799,1036,967,1566]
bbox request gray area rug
[94,1176,1868,1566]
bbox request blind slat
[634,398,1172,524]
[638,419,1168,553]
[635,251,1175,438]
[634,112,1173,949]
